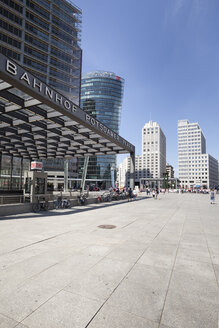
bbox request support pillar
[20,157,23,190]
[10,156,13,191]
[0,153,2,178]
[129,151,135,189]
[81,156,89,192]
[64,159,68,192]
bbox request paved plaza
[0,193,218,328]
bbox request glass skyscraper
[80,71,124,188]
[0,0,82,191]
[0,0,82,103]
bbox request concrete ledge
[0,203,32,217]
[0,197,99,217]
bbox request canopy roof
[0,54,134,160]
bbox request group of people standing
[128,188,138,201]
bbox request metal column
[81,156,89,192]
[0,153,1,178]
[64,159,68,192]
[20,157,23,190]
[129,152,135,189]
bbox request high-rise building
[142,121,166,180]
[117,121,166,188]
[166,163,174,179]
[0,0,82,103]
[0,0,82,191]
[178,120,218,189]
[80,71,124,188]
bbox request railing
[0,195,24,205]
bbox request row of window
[25,22,49,42]
[24,56,47,72]
[49,68,74,83]
[25,32,48,51]
[51,46,74,65]
[0,17,22,36]
[52,5,74,25]
[24,44,47,62]
[26,10,49,30]
[26,0,50,20]
[53,0,80,17]
[51,37,77,55]
[52,16,76,36]
[0,6,22,25]
[0,0,23,13]
[0,31,21,48]
[0,45,20,60]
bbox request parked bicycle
[78,193,87,205]
[32,198,49,213]
[54,196,71,209]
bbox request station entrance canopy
[0,53,135,160]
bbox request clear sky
[77,0,219,173]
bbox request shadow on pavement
[0,196,151,221]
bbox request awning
[0,53,135,160]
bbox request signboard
[0,54,135,153]
[31,161,43,170]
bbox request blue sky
[77,0,219,172]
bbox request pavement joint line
[121,217,139,229]
[19,287,66,325]
[157,197,188,328]
[197,197,219,290]
[18,239,125,326]
[84,199,184,328]
[0,311,20,325]
[0,230,74,257]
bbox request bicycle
[78,194,87,205]
[32,198,49,213]
[96,194,104,203]
[54,197,71,209]
[102,192,112,202]
[61,198,71,209]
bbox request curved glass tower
[80,71,124,188]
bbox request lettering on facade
[4,59,134,152]
[85,114,134,151]
[6,60,77,114]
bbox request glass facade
[0,0,82,104]
[0,155,30,191]
[0,0,82,191]
[80,71,124,188]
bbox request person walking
[133,188,137,200]
[152,189,155,199]
[210,189,216,204]
[128,188,133,202]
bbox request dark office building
[0,0,82,191]
[0,0,82,102]
[80,71,124,188]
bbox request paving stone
[22,290,103,328]
[0,313,20,328]
[106,278,167,323]
[161,289,219,328]
[0,193,218,328]
[169,269,219,305]
[87,304,158,328]
[0,276,60,322]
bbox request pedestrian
[155,187,159,199]
[133,188,137,200]
[210,189,216,204]
[152,189,155,199]
[128,188,133,202]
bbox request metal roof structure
[0,53,135,160]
